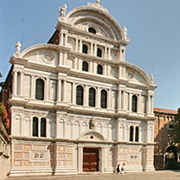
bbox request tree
[173,107,180,145]
[0,102,10,130]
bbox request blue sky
[1,0,180,110]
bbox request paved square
[7,171,180,180]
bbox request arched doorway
[165,145,178,169]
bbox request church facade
[2,1,156,176]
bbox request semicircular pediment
[65,6,126,42]
[80,131,105,141]
[124,62,156,88]
[16,44,59,67]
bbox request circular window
[88,27,96,34]
[42,53,54,63]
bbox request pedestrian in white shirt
[120,163,127,174]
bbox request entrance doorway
[83,148,99,172]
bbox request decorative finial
[14,41,22,57]
[59,4,67,18]
[96,0,101,4]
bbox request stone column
[121,90,125,110]
[104,46,107,59]
[60,31,64,46]
[20,71,24,96]
[96,87,101,108]
[45,77,49,101]
[78,146,83,173]
[12,70,17,96]
[72,83,76,104]
[62,79,67,102]
[107,89,112,110]
[75,38,79,52]
[89,61,93,73]
[64,32,68,47]
[107,65,111,77]
[129,93,132,112]
[38,118,40,137]
[104,64,107,76]
[30,75,35,99]
[64,52,67,66]
[91,43,93,56]
[94,43,97,56]
[56,78,61,102]
[151,95,154,114]
[79,39,82,53]
[137,94,141,113]
[100,146,105,172]
[58,51,63,66]
[84,85,88,107]
[107,47,111,59]
[74,57,78,70]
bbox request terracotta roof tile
[154,107,177,114]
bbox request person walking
[116,164,120,174]
[120,163,127,174]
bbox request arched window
[82,61,88,72]
[97,64,103,75]
[32,117,38,137]
[41,118,46,137]
[135,126,139,142]
[82,44,88,54]
[132,95,138,112]
[89,88,96,107]
[76,85,84,105]
[129,126,134,142]
[97,48,102,57]
[101,90,107,108]
[35,79,44,100]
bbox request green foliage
[0,102,5,116]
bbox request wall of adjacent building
[0,117,10,180]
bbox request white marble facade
[8,1,156,176]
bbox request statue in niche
[89,117,95,130]
[59,4,67,18]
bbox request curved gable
[125,62,155,88]
[17,44,59,67]
[64,5,127,42]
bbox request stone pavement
[6,171,180,180]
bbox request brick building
[154,108,178,169]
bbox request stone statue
[96,0,101,4]
[59,4,67,18]
[14,41,21,57]
[123,26,128,40]
[150,73,154,83]
[89,117,95,130]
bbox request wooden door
[83,148,99,172]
